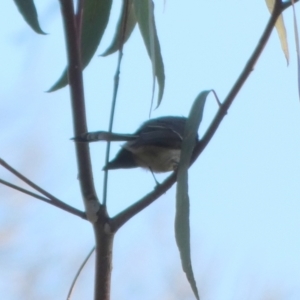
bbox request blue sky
[0,1,300,299]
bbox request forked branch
[111,0,298,232]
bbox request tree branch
[1,158,66,202]
[0,158,86,219]
[0,178,86,219]
[59,1,113,299]
[195,0,283,155]
[58,0,99,222]
[67,246,96,299]
[111,173,176,232]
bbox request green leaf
[175,90,211,300]
[133,0,165,107]
[49,0,112,92]
[101,0,137,56]
[266,0,289,64]
[13,0,46,34]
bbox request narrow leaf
[266,0,289,64]
[133,0,165,107]
[49,0,112,92]
[175,90,211,300]
[291,0,300,100]
[13,0,46,34]
[101,0,137,56]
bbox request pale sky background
[0,1,300,300]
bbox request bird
[73,116,198,173]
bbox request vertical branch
[59,1,113,299]
[58,0,99,222]
[93,219,115,300]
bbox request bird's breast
[127,145,181,173]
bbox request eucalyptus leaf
[49,0,112,92]
[101,0,137,56]
[13,0,45,34]
[176,90,211,300]
[133,0,165,107]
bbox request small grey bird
[73,116,198,173]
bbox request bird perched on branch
[73,116,198,173]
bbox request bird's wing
[128,125,184,149]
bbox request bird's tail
[103,148,137,170]
[72,131,137,142]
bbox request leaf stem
[103,0,130,206]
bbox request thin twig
[0,158,86,219]
[111,0,293,232]
[0,158,63,203]
[103,0,130,206]
[0,178,86,219]
[67,246,95,300]
[0,178,54,203]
